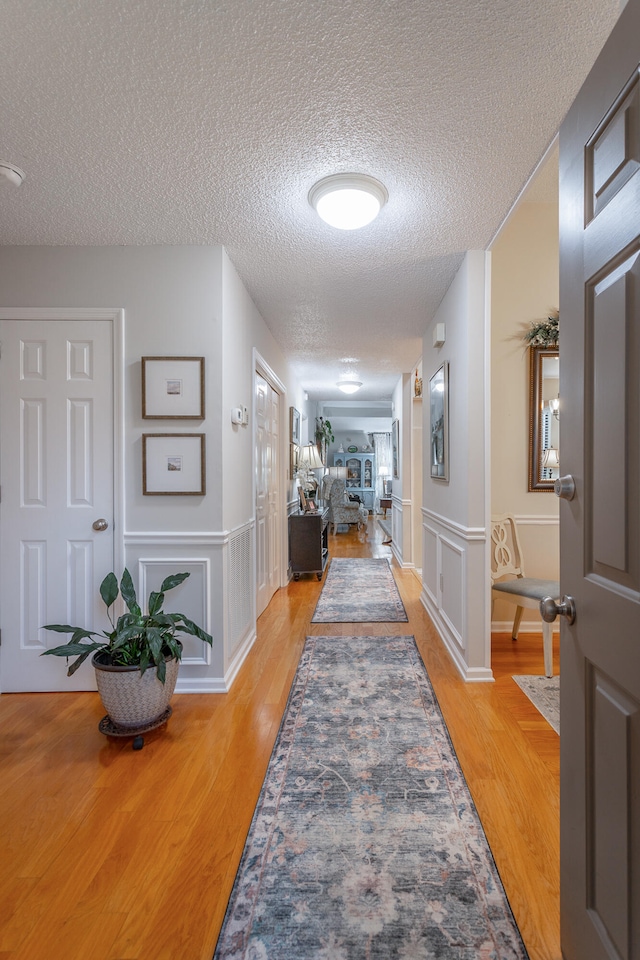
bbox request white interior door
[255,371,281,617]
[0,319,115,692]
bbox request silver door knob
[540,595,576,625]
[554,475,576,500]
[92,518,109,531]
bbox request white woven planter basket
[92,653,180,729]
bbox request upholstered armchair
[324,477,367,534]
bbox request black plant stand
[98,705,172,750]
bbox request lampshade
[309,173,388,230]
[299,442,324,469]
[542,447,559,469]
[337,380,362,394]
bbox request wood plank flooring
[0,518,560,960]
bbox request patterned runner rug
[213,635,528,959]
[312,558,408,622]
[513,675,560,734]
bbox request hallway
[0,517,559,960]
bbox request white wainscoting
[390,499,402,562]
[125,521,257,693]
[420,508,492,682]
[389,497,416,569]
[224,519,257,688]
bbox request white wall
[221,249,297,530]
[421,250,492,681]
[490,200,559,629]
[410,359,423,573]
[0,245,300,692]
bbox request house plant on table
[42,569,213,737]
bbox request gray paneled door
[559,1,640,956]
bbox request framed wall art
[142,357,205,419]
[142,433,206,495]
[392,419,399,479]
[289,442,298,480]
[429,362,449,481]
[290,406,301,446]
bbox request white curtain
[372,432,391,512]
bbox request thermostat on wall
[231,407,243,425]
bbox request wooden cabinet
[333,453,375,511]
[288,509,329,580]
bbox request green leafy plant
[314,416,335,465]
[41,569,213,683]
[523,313,559,347]
[315,417,334,447]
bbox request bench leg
[511,605,524,641]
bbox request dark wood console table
[288,509,329,581]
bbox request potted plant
[41,569,213,730]
[315,416,334,463]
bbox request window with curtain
[372,432,391,510]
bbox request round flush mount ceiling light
[0,161,25,187]
[309,173,388,230]
[337,380,363,394]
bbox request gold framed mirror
[528,345,559,492]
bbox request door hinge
[0,629,2,646]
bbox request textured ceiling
[0,0,620,400]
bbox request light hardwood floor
[0,518,560,960]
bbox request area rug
[213,635,528,959]
[311,558,408,622]
[513,675,560,735]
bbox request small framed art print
[429,362,449,481]
[142,433,206,495]
[392,418,399,479]
[142,357,205,419]
[290,406,301,445]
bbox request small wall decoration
[142,433,205,495]
[414,368,423,398]
[523,312,559,347]
[429,363,449,481]
[142,357,205,419]
[290,406,301,446]
[392,419,399,479]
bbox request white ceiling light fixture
[337,379,363,394]
[0,161,25,187]
[309,173,388,230]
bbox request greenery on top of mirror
[524,313,558,347]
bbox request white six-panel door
[255,370,281,618]
[0,318,115,691]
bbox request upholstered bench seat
[492,578,559,601]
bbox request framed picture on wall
[429,362,449,481]
[290,406,301,445]
[142,357,205,419]
[289,442,298,480]
[392,419,399,479]
[142,433,206,495]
